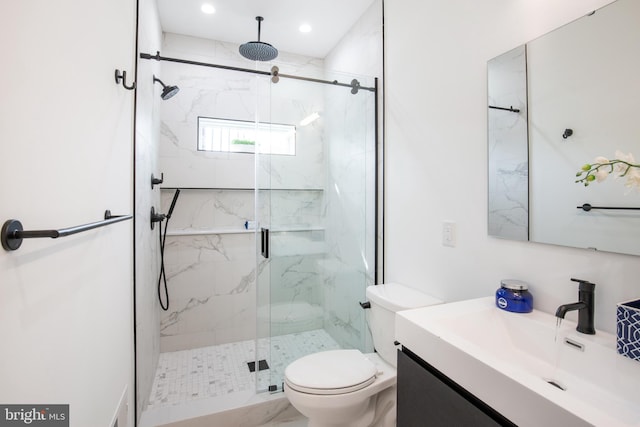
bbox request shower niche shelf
[166,226,324,237]
[166,228,253,236]
[160,187,324,192]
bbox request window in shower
[198,117,296,155]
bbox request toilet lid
[284,349,377,395]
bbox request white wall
[384,0,640,334]
[0,1,136,426]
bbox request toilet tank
[366,283,442,367]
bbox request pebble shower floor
[147,329,341,408]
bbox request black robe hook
[115,69,136,90]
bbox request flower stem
[575,159,639,186]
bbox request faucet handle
[570,277,595,291]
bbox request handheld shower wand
[155,189,181,311]
[166,188,180,219]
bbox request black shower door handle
[261,227,270,259]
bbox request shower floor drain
[247,359,269,372]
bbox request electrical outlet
[442,221,456,247]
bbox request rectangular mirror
[488,0,640,256]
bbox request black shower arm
[153,75,168,89]
[256,16,263,41]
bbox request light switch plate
[443,221,456,247]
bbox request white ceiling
[156,0,377,59]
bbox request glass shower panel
[261,71,377,391]
[255,73,273,392]
[320,74,376,356]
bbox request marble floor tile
[147,329,341,410]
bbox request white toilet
[284,283,442,427]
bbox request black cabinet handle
[261,227,270,259]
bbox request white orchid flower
[624,167,640,192]
[576,151,640,190]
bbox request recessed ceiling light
[299,23,312,33]
[201,3,216,14]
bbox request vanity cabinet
[397,348,516,427]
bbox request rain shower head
[153,75,180,100]
[239,16,278,61]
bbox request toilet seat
[284,349,378,395]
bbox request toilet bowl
[284,283,442,427]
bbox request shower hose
[157,188,181,311]
[157,217,170,311]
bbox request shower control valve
[150,206,166,230]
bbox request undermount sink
[396,297,640,427]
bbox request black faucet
[555,278,595,335]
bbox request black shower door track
[139,51,376,93]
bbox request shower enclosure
[255,71,378,391]
[137,31,378,423]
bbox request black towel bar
[488,105,520,113]
[577,203,640,212]
[1,210,132,251]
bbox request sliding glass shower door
[254,73,274,392]
[256,70,377,392]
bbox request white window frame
[197,117,296,156]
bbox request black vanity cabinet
[397,348,516,427]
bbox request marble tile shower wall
[136,0,163,416]
[160,189,325,351]
[159,190,255,351]
[158,33,326,190]
[157,33,330,352]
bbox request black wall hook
[563,128,573,139]
[151,173,164,189]
[115,69,136,90]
